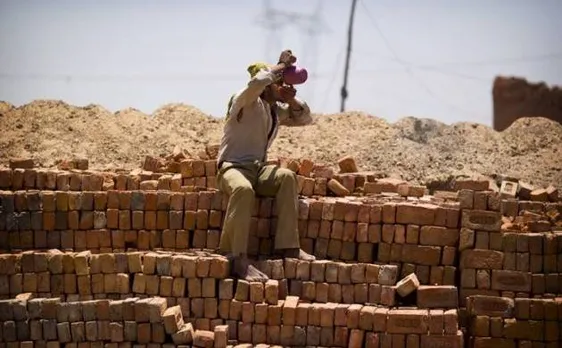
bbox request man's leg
[218,162,269,281]
[256,165,315,261]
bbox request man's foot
[229,255,269,282]
[278,248,316,261]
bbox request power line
[407,66,491,83]
[301,0,329,105]
[255,0,329,62]
[320,46,346,110]
[414,53,562,67]
[353,65,491,83]
[0,72,334,82]
[0,73,243,82]
[255,0,330,106]
[256,0,286,61]
[359,0,477,117]
[352,50,562,68]
[352,47,562,84]
[0,67,488,84]
[359,0,434,98]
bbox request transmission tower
[256,0,289,61]
[299,0,327,103]
[255,0,330,102]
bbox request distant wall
[492,76,562,131]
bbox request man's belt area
[217,159,266,172]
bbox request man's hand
[278,49,297,66]
[279,85,297,103]
[269,50,297,76]
[279,85,304,111]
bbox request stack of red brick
[458,188,562,305]
[0,249,463,346]
[1,295,223,347]
[0,189,465,271]
[467,295,562,347]
[0,157,426,198]
[1,155,561,347]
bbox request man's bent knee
[231,184,255,198]
[276,168,297,185]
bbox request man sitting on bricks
[216,49,316,282]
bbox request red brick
[419,226,459,246]
[359,305,376,331]
[380,285,396,306]
[368,224,381,243]
[370,308,387,333]
[445,208,460,228]
[313,177,327,195]
[139,192,155,211]
[467,295,515,318]
[10,168,24,189]
[421,332,463,348]
[386,309,429,334]
[41,191,56,211]
[369,204,382,223]
[427,309,444,335]
[394,224,406,243]
[118,210,131,230]
[502,318,544,341]
[0,168,12,188]
[342,202,360,222]
[115,191,131,210]
[491,270,532,292]
[106,190,119,209]
[382,203,396,223]
[460,249,504,269]
[396,203,437,225]
[461,210,501,232]
[381,224,394,244]
[401,245,441,266]
[41,213,55,233]
[55,191,69,211]
[344,328,363,348]
[417,286,458,308]
[396,273,420,297]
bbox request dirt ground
[1,99,561,188]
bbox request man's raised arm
[228,61,290,117]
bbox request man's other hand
[278,50,297,66]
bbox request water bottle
[283,65,308,85]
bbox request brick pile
[0,250,459,309]
[458,188,562,306]
[1,155,561,347]
[467,295,562,347]
[0,157,425,198]
[0,293,462,347]
[0,295,221,346]
[0,249,464,346]
[0,189,462,273]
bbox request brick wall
[493,76,562,131]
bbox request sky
[0,0,561,126]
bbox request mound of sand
[1,99,561,188]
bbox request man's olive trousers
[217,161,301,256]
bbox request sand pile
[1,99,561,188]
